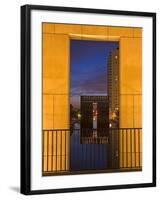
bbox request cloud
[71,70,107,95]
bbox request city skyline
[70,40,118,108]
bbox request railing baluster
[113,129,115,168]
[110,129,112,168]
[113,129,114,168]
[101,135,105,168]
[93,142,95,169]
[130,129,132,168]
[118,129,120,169]
[105,142,107,169]
[138,129,141,168]
[86,135,88,169]
[93,141,95,169]
[55,130,57,172]
[60,130,62,171]
[64,130,66,171]
[47,131,49,172]
[42,131,44,173]
[134,129,136,168]
[51,130,53,171]
[114,129,115,168]
[126,129,128,168]
[122,129,124,168]
[90,133,92,169]
[78,129,80,170]
[82,135,84,170]
[112,129,114,168]
[98,136,100,169]
[72,130,77,167]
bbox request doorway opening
[70,40,119,171]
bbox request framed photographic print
[21,4,156,195]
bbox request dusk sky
[70,40,118,108]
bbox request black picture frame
[21,4,156,195]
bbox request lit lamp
[77,113,81,120]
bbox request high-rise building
[107,48,119,127]
[107,47,120,168]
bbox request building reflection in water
[80,96,109,139]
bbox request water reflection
[70,123,109,171]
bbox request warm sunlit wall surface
[119,30,142,168]
[120,37,142,128]
[43,24,70,172]
[42,23,142,172]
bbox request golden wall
[42,23,142,172]
[42,26,70,172]
[119,33,142,168]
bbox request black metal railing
[42,128,142,175]
[42,129,69,173]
